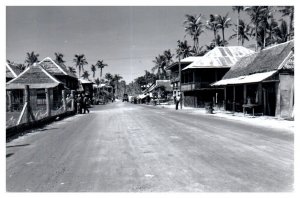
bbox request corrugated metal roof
[212,71,277,86]
[205,46,255,58]
[183,46,254,70]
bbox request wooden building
[180,46,254,107]
[78,78,94,99]
[38,57,78,90]
[212,41,294,119]
[166,56,202,93]
[147,80,173,101]
[6,64,64,111]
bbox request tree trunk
[100,68,103,78]
[214,30,217,46]
[222,28,225,45]
[237,13,239,45]
[255,26,258,51]
[289,13,294,40]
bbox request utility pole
[178,56,183,109]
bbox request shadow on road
[6,153,14,158]
[6,144,30,148]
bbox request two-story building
[166,56,202,95]
[178,46,254,108]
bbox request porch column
[25,85,30,123]
[45,88,51,117]
[62,90,67,112]
[223,87,227,111]
[243,84,247,104]
[258,83,263,105]
[8,91,13,112]
[233,86,236,112]
[263,88,267,115]
[71,90,75,111]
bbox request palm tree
[16,63,26,71]
[229,19,252,46]
[213,34,227,47]
[259,6,274,49]
[232,6,244,45]
[163,49,173,66]
[95,78,100,87]
[68,66,76,75]
[91,64,96,78]
[25,51,39,66]
[73,54,88,77]
[54,52,65,65]
[144,70,157,84]
[265,18,279,46]
[183,14,204,52]
[105,73,113,83]
[278,6,294,40]
[96,60,108,79]
[105,73,114,89]
[113,74,123,97]
[152,55,167,80]
[273,20,289,44]
[176,40,193,59]
[206,14,219,46]
[244,6,268,51]
[215,13,232,46]
[81,71,90,79]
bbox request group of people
[75,93,91,114]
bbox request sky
[6,6,283,83]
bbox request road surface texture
[6,101,294,192]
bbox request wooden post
[45,88,51,117]
[223,87,227,111]
[258,83,263,105]
[71,90,75,111]
[263,88,267,115]
[243,84,247,104]
[275,82,281,117]
[233,86,236,112]
[62,90,67,112]
[24,85,30,123]
[8,91,13,112]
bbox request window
[36,89,46,105]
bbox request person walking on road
[83,94,90,114]
[76,94,83,114]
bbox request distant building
[212,40,294,119]
[78,78,94,99]
[6,62,23,82]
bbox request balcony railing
[181,82,211,91]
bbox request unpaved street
[6,101,294,192]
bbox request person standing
[175,92,181,110]
[76,94,83,114]
[83,94,90,114]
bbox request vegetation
[8,6,294,97]
[73,54,88,77]
[25,51,39,66]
